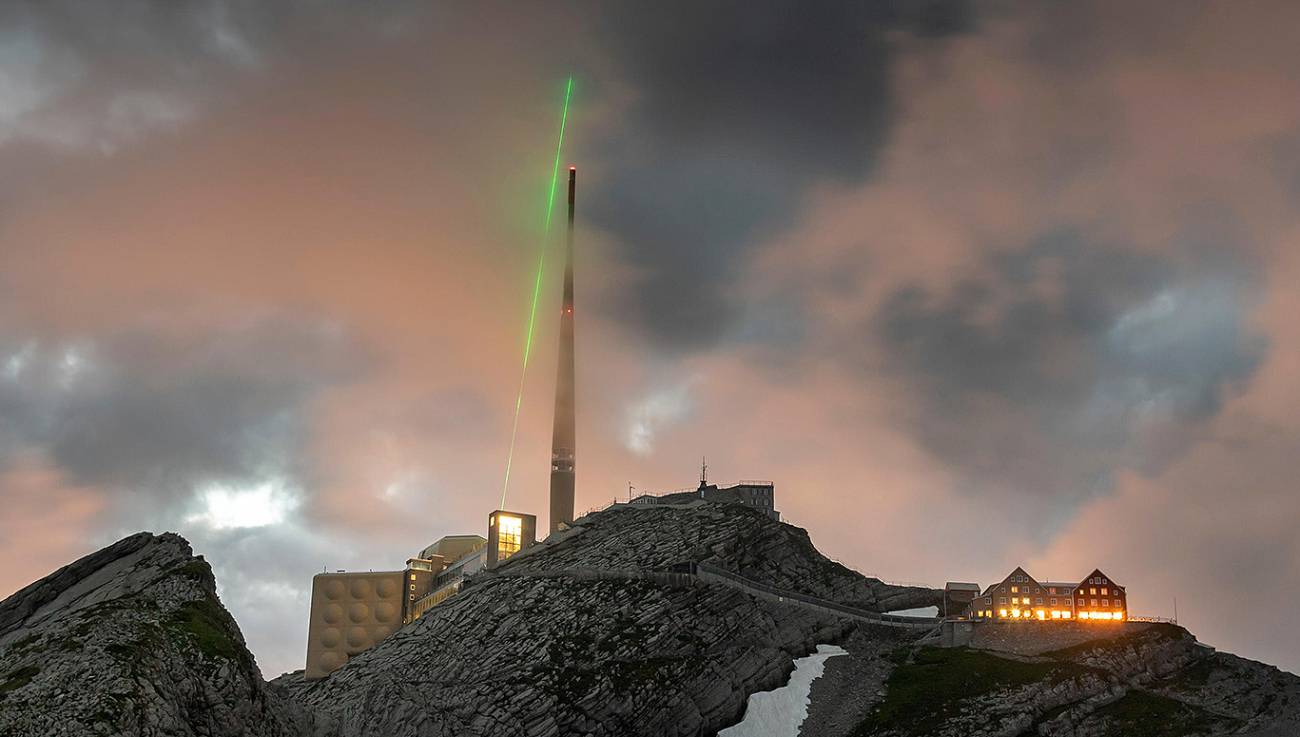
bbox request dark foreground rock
[0,532,312,736]
[3,504,1300,737]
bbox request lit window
[410,574,417,581]
[410,584,416,591]
[497,515,523,561]
[1011,586,1019,593]
[1090,588,1097,595]
[1036,610,1046,620]
[1091,599,1098,606]
[999,609,1008,617]
[1062,611,1071,619]
[1101,588,1108,596]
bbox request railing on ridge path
[695,562,940,627]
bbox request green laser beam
[501,76,573,509]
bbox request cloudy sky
[3,0,1299,677]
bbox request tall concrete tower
[549,166,577,535]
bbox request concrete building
[943,582,981,619]
[487,509,537,569]
[965,566,1128,622]
[630,480,779,521]
[303,561,436,680]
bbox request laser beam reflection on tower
[501,76,573,509]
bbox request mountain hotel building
[966,566,1127,622]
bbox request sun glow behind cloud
[187,481,297,530]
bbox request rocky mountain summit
[0,532,311,736]
[2,501,1297,736]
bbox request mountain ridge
[2,502,1297,736]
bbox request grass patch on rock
[166,598,244,663]
[1093,690,1237,737]
[0,664,40,700]
[854,647,1092,736]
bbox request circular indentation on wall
[319,627,342,648]
[349,579,372,599]
[346,626,369,649]
[376,579,399,599]
[348,602,370,623]
[322,603,344,625]
[374,602,398,623]
[319,651,345,671]
[323,580,345,600]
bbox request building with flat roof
[304,560,437,680]
[630,480,779,520]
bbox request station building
[965,566,1128,622]
[304,509,537,680]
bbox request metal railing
[695,562,940,629]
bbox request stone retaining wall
[967,620,1153,655]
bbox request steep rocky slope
[4,504,1299,737]
[281,573,857,736]
[495,500,942,612]
[842,623,1300,737]
[0,532,311,736]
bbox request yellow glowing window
[1062,611,1071,619]
[999,609,1008,617]
[497,515,523,560]
[1090,588,1097,595]
[1011,586,1019,593]
[1101,588,1108,595]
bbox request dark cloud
[0,314,367,513]
[587,0,973,351]
[875,228,1266,506]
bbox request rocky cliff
[2,502,1298,737]
[493,501,941,613]
[829,623,1300,737]
[0,532,311,736]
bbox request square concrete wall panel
[305,570,406,680]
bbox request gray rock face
[282,575,850,737]
[848,624,1300,737]
[4,506,1298,737]
[496,501,943,612]
[0,532,312,737]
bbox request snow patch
[718,643,847,737]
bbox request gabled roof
[979,566,1042,597]
[1077,568,1124,590]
